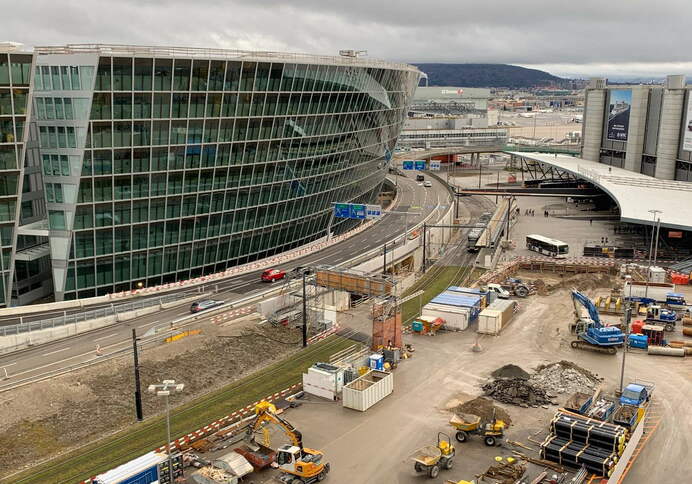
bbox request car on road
[424,181,432,187]
[261,268,287,282]
[416,174,425,182]
[190,299,224,313]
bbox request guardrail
[0,292,198,337]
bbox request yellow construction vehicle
[246,401,330,483]
[449,411,506,446]
[411,432,456,478]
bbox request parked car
[423,181,432,187]
[261,268,287,282]
[190,299,224,313]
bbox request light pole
[149,380,184,483]
[618,275,633,396]
[644,209,662,298]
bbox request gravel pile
[491,364,530,380]
[529,361,600,395]
[454,397,513,426]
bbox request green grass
[5,335,357,484]
[401,266,485,324]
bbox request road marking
[94,332,119,342]
[42,347,71,357]
[0,362,16,367]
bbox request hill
[412,63,565,89]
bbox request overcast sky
[3,0,691,79]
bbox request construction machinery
[643,305,677,332]
[410,432,456,478]
[449,412,506,446]
[245,401,330,483]
[570,290,624,354]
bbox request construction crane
[570,290,624,354]
[245,401,330,483]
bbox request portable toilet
[368,354,384,370]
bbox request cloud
[2,0,690,78]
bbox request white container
[302,363,344,400]
[648,266,666,284]
[624,281,675,302]
[342,370,393,412]
[213,451,253,477]
[422,304,471,331]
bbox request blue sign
[402,160,414,170]
[366,204,382,218]
[415,160,427,170]
[334,203,352,219]
[333,203,368,220]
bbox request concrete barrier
[0,295,199,354]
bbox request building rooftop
[509,151,692,231]
[33,44,420,72]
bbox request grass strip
[401,266,484,323]
[6,335,356,484]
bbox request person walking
[590,219,593,225]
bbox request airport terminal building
[0,44,420,305]
[581,75,692,181]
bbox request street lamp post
[644,210,662,298]
[618,275,633,396]
[149,380,184,483]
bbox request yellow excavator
[246,401,330,483]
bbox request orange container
[631,320,644,334]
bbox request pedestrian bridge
[508,152,692,231]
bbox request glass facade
[0,52,33,306]
[3,46,420,304]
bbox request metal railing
[34,44,419,72]
[0,292,198,337]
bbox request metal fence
[0,292,197,337]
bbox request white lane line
[94,332,119,342]
[42,347,71,357]
[0,362,16,367]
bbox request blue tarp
[430,292,481,308]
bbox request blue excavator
[570,290,625,354]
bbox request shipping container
[342,370,393,412]
[624,281,675,303]
[422,305,471,331]
[302,363,344,400]
[447,286,489,307]
[477,299,516,335]
[94,451,182,484]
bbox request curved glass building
[1,45,420,304]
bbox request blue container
[628,334,648,349]
[368,354,384,370]
[411,321,424,333]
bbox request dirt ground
[262,273,691,484]
[0,314,307,473]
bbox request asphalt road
[0,170,451,386]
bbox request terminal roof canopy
[508,152,692,231]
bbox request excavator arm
[247,402,304,450]
[571,290,602,327]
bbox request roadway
[0,170,452,387]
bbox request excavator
[245,401,330,483]
[570,290,624,354]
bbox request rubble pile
[529,361,601,395]
[482,379,552,407]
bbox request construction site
[2,165,691,484]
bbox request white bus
[526,234,569,257]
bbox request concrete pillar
[655,88,685,180]
[582,87,606,162]
[624,86,649,173]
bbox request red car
[261,268,286,282]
